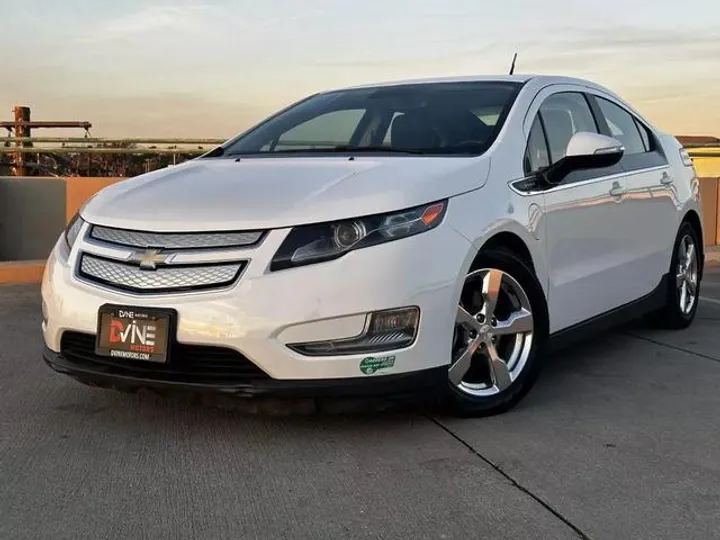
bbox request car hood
[81,156,490,231]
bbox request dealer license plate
[95,305,173,363]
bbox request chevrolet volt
[42,75,704,416]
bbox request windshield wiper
[331,145,428,155]
[228,146,428,157]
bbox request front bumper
[42,219,474,382]
[43,346,445,398]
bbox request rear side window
[595,97,646,155]
[539,93,598,164]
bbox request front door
[529,91,631,332]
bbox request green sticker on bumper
[360,355,396,375]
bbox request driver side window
[523,91,620,186]
[539,93,598,164]
[525,92,598,176]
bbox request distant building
[676,135,720,146]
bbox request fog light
[288,307,420,356]
[42,299,49,325]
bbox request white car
[42,75,704,416]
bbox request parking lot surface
[2,268,720,539]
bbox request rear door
[586,93,677,294]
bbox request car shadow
[47,326,637,427]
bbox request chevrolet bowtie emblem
[129,248,172,270]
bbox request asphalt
[2,268,720,540]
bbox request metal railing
[1,147,211,155]
[1,137,718,158]
[0,138,358,157]
[0,137,224,157]
[1,137,225,145]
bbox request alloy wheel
[676,234,699,315]
[450,268,534,397]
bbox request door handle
[609,181,625,198]
[660,172,673,185]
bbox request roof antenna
[509,52,518,75]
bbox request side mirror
[542,132,624,185]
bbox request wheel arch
[479,232,535,273]
[682,209,705,278]
[469,223,548,297]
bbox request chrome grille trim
[90,225,264,250]
[79,254,244,294]
[81,238,255,266]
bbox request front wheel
[442,249,549,417]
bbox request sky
[2,0,719,138]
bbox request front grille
[90,225,264,250]
[79,254,244,294]
[60,331,269,383]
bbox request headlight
[64,214,85,250]
[270,200,447,271]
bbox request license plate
[95,305,173,363]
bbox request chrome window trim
[508,164,670,197]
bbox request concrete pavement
[2,269,720,539]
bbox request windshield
[216,81,523,157]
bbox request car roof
[330,74,605,92]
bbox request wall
[0,177,123,284]
[694,151,720,246]
[0,177,66,260]
[700,178,718,245]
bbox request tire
[646,221,701,330]
[441,248,549,417]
